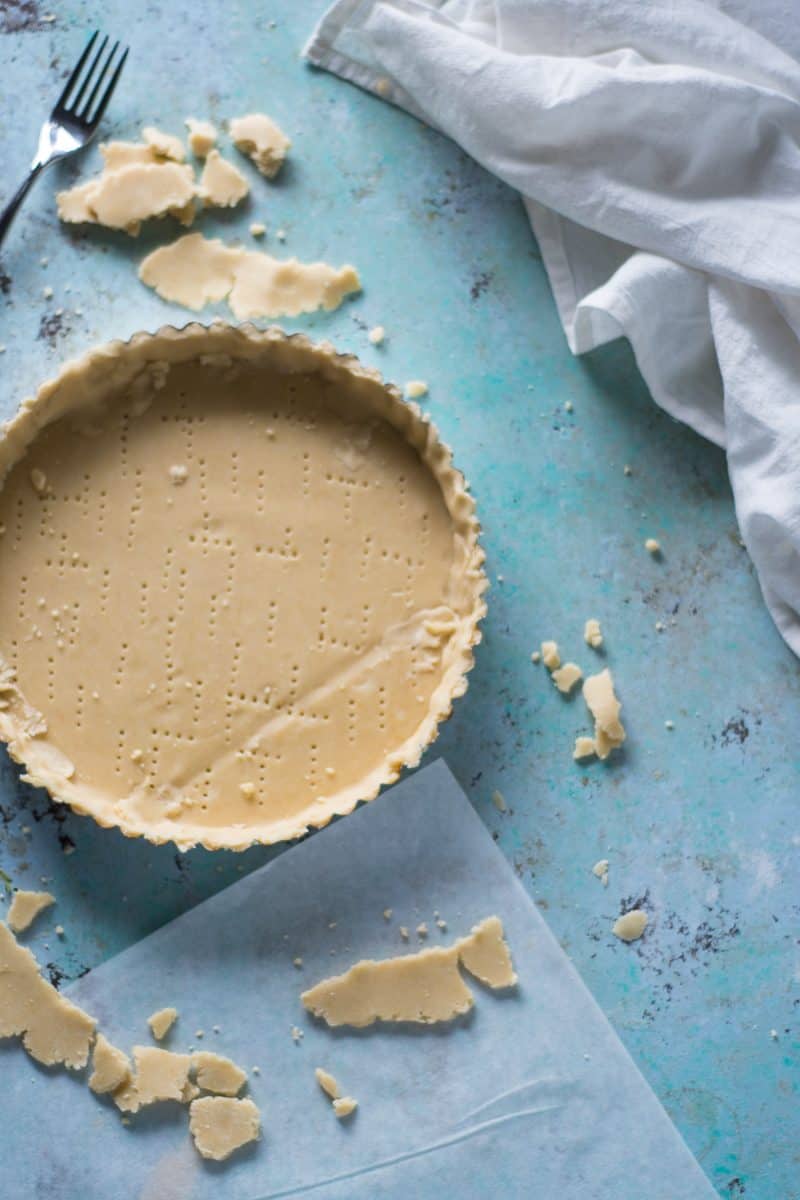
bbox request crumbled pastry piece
[30,468,48,495]
[147,1006,178,1040]
[198,150,250,208]
[290,1025,304,1043]
[114,1046,192,1112]
[583,669,626,759]
[573,736,596,761]
[193,1051,247,1096]
[57,161,196,235]
[541,640,560,670]
[100,141,159,170]
[0,923,96,1068]
[301,916,515,1028]
[240,782,256,799]
[293,957,303,968]
[185,117,217,158]
[169,464,188,485]
[491,789,507,812]
[89,1033,131,1094]
[405,380,428,399]
[551,662,582,694]
[416,922,428,938]
[623,464,633,476]
[142,126,186,162]
[368,325,385,345]
[189,1096,261,1161]
[584,618,603,649]
[230,112,290,178]
[612,909,648,942]
[530,650,541,663]
[399,926,410,941]
[383,908,392,920]
[139,233,361,319]
[644,538,661,555]
[333,1096,358,1118]
[7,889,54,933]
[315,1066,340,1099]
[665,719,674,730]
[249,221,266,237]
[592,859,609,886]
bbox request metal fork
[0,31,128,250]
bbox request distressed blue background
[0,3,797,1197]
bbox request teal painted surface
[0,4,797,1196]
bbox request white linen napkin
[306,0,800,657]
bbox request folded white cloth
[306,0,800,656]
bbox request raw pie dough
[189,1095,261,1160]
[301,916,516,1027]
[0,325,485,849]
[230,112,290,178]
[7,888,54,932]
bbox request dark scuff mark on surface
[0,0,47,33]
[726,1179,746,1197]
[46,961,65,989]
[721,716,749,746]
[0,268,11,296]
[470,270,493,301]
[38,310,68,346]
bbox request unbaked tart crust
[0,324,486,850]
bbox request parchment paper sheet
[0,761,715,1198]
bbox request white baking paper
[0,761,715,1198]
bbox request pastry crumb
[612,909,648,942]
[405,380,428,399]
[491,789,507,813]
[230,112,290,178]
[399,926,409,941]
[30,468,49,495]
[416,922,428,938]
[240,782,256,799]
[293,957,303,968]
[169,464,189,485]
[383,908,393,920]
[333,1096,358,1118]
[315,1066,340,1099]
[644,538,661,555]
[530,650,541,664]
[623,464,633,476]
[552,662,582,694]
[185,117,217,158]
[290,1025,304,1043]
[584,618,603,649]
[249,222,267,237]
[591,859,609,886]
[665,719,674,730]
[573,735,596,760]
[583,669,625,760]
[368,325,385,345]
[540,640,560,671]
[7,889,55,933]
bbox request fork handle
[0,165,45,252]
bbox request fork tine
[68,32,109,114]
[79,39,119,121]
[86,45,128,128]
[53,29,98,111]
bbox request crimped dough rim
[0,323,487,851]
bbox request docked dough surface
[0,326,485,849]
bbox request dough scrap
[139,232,361,319]
[88,1033,131,1094]
[192,1050,247,1096]
[0,922,96,1068]
[301,916,515,1028]
[333,1096,358,1118]
[57,161,196,235]
[573,736,596,760]
[584,618,603,649]
[315,1066,340,1099]
[7,889,54,933]
[230,112,290,178]
[612,909,648,942]
[147,1006,178,1040]
[582,669,626,759]
[185,117,217,158]
[198,150,249,208]
[113,1045,192,1112]
[189,1096,261,1161]
[142,126,186,162]
[100,141,160,170]
[551,662,582,694]
[541,640,560,671]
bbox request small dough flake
[193,1050,247,1096]
[315,1066,340,1099]
[89,1033,131,1094]
[189,1096,261,1161]
[57,161,196,235]
[552,662,582,694]
[368,325,385,345]
[573,736,596,761]
[185,117,217,158]
[584,618,603,649]
[199,150,249,208]
[541,640,560,671]
[230,112,291,178]
[30,468,49,495]
[333,1096,358,1119]
[301,916,515,1028]
[405,380,428,399]
[7,889,54,933]
[592,859,609,886]
[139,232,361,320]
[0,923,96,1068]
[583,669,626,759]
[491,789,507,812]
[100,141,159,170]
[612,909,648,942]
[142,126,186,162]
[147,1006,178,1040]
[249,222,267,237]
[114,1045,192,1112]
[645,538,661,556]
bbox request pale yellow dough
[185,117,218,158]
[0,922,96,1067]
[198,150,250,208]
[114,1045,192,1112]
[7,888,54,932]
[192,1050,247,1096]
[100,141,160,170]
[142,126,186,162]
[57,161,196,235]
[315,1066,340,1098]
[613,909,648,942]
[551,662,582,694]
[333,1096,358,1118]
[89,1033,131,1094]
[0,326,485,850]
[584,618,603,649]
[230,112,290,178]
[189,1096,261,1160]
[301,916,516,1027]
[583,669,626,759]
[139,232,360,319]
[147,1006,178,1040]
[541,640,560,670]
[573,736,596,761]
